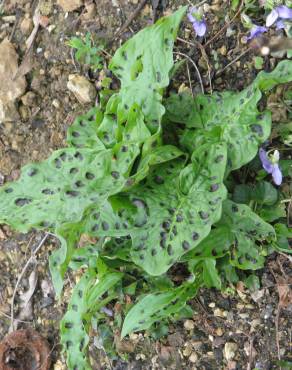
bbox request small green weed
[68,32,104,70]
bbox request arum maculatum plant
[1,7,292,369]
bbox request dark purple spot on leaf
[42,188,54,195]
[182,240,190,250]
[102,221,109,231]
[199,211,209,219]
[167,244,174,256]
[27,168,38,176]
[162,221,170,231]
[66,190,80,197]
[15,198,31,207]
[154,175,164,184]
[85,172,95,180]
[70,167,78,174]
[74,152,83,161]
[64,322,73,329]
[215,155,224,163]
[210,184,219,192]
[251,124,263,137]
[111,171,120,179]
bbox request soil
[0,1,291,369]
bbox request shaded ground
[0,0,291,369]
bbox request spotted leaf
[179,60,292,171]
[61,269,122,370]
[121,279,201,338]
[0,147,136,232]
[109,7,187,132]
[128,143,227,275]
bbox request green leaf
[128,143,227,275]
[180,60,292,171]
[60,271,93,370]
[202,259,221,289]
[274,223,292,253]
[164,92,195,124]
[253,181,278,205]
[61,270,123,369]
[121,279,201,338]
[244,274,260,292]
[254,60,292,91]
[109,7,187,132]
[259,202,286,222]
[232,184,252,204]
[0,147,133,232]
[67,107,104,149]
[218,200,276,269]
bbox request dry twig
[177,36,213,93]
[114,0,148,40]
[10,233,48,332]
[174,51,204,94]
[204,1,244,48]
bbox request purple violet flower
[247,25,267,40]
[276,19,285,29]
[187,7,207,37]
[266,5,292,27]
[259,148,283,185]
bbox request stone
[0,39,26,123]
[189,352,198,363]
[20,16,33,35]
[21,91,36,106]
[57,0,83,12]
[67,74,96,104]
[224,342,238,361]
[184,319,195,330]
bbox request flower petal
[259,148,273,173]
[276,19,286,29]
[193,20,207,36]
[276,5,292,20]
[273,149,280,162]
[247,25,267,40]
[187,6,198,23]
[272,164,283,185]
[266,8,279,27]
[187,12,196,23]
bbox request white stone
[67,74,96,104]
[0,39,26,123]
[224,342,238,361]
[57,0,83,12]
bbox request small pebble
[184,319,195,331]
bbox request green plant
[68,32,104,70]
[0,7,292,369]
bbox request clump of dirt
[0,329,51,370]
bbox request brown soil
[0,1,291,369]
